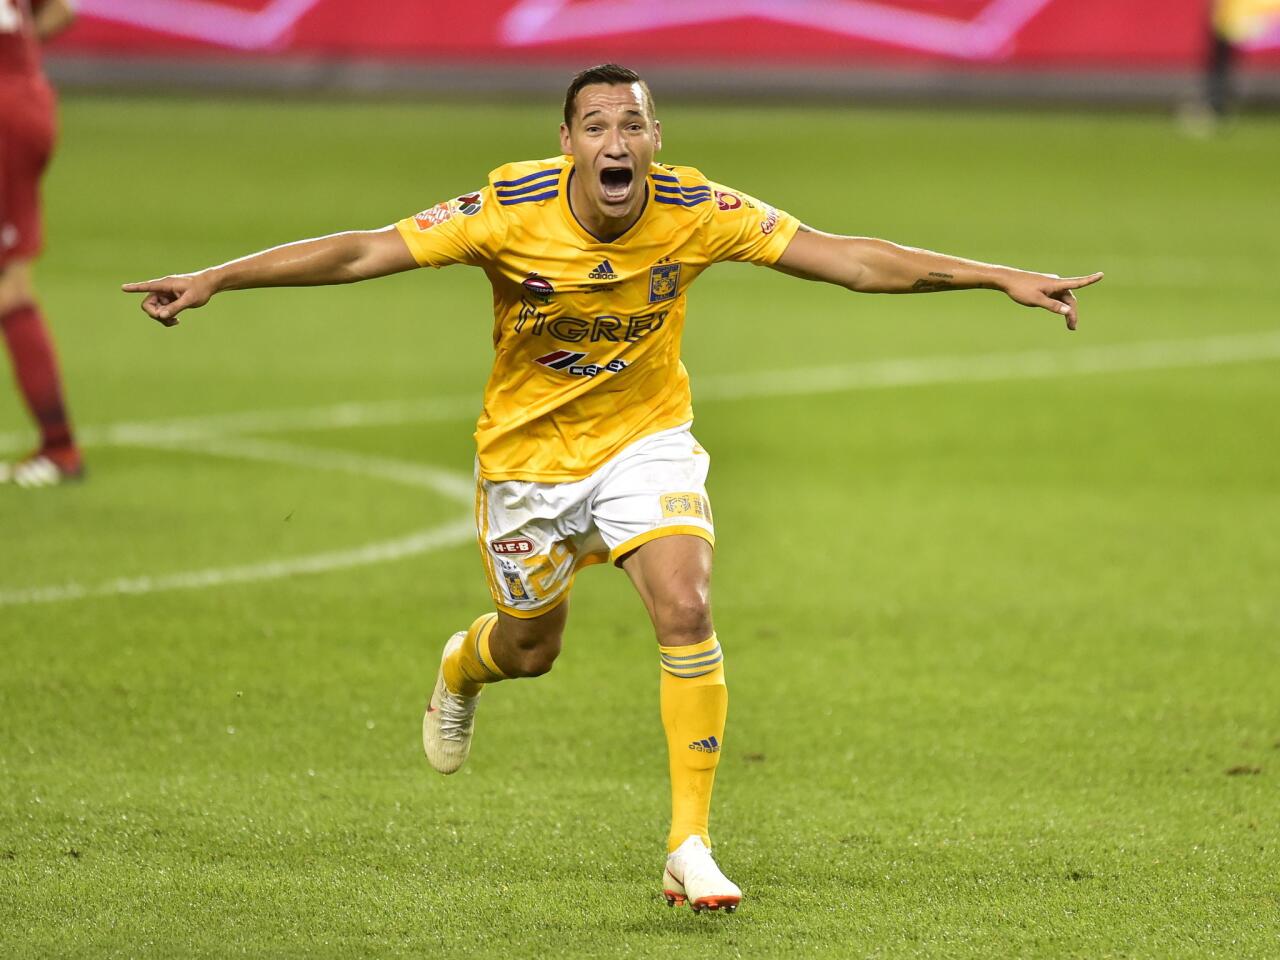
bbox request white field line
[2,331,1277,456]
[150,434,475,505]
[0,520,475,607]
[0,437,475,607]
[695,330,1280,401]
[0,394,479,456]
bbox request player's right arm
[121,227,417,327]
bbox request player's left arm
[33,0,76,41]
[773,226,1103,331]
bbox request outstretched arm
[121,227,417,326]
[773,227,1103,331]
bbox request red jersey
[0,0,43,80]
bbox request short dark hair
[562,63,655,127]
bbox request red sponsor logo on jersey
[413,201,454,230]
[535,350,628,378]
[491,537,535,555]
[715,190,741,211]
[522,275,554,300]
[760,206,779,235]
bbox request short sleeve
[394,186,506,268]
[701,184,801,266]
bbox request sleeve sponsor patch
[411,190,485,230]
[715,190,741,211]
[456,192,484,216]
[412,201,454,231]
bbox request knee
[653,592,714,647]
[0,265,33,317]
[497,623,562,678]
[509,640,560,677]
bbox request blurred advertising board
[52,0,1280,67]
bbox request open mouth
[599,166,634,204]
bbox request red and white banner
[51,1,1280,68]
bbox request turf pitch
[2,95,1278,958]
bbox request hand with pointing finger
[1000,271,1104,331]
[120,272,219,327]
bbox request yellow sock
[443,613,507,697]
[659,634,727,853]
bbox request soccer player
[1208,0,1280,118]
[123,64,1102,913]
[0,0,82,487]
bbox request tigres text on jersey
[395,156,800,482]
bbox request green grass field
[2,94,1279,958]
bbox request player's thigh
[476,474,606,621]
[592,425,716,640]
[592,424,715,566]
[0,88,54,270]
[620,534,714,640]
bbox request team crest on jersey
[501,567,530,601]
[648,262,682,304]
[660,492,712,521]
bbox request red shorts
[0,76,56,268]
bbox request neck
[568,170,645,243]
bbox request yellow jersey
[395,156,800,482]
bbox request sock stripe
[659,637,723,678]
[661,653,722,671]
[660,644,722,663]
[660,656,723,678]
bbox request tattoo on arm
[911,271,957,292]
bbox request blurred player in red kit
[0,0,80,487]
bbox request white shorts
[475,422,715,618]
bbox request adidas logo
[688,735,720,754]
[587,259,618,280]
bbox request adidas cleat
[662,835,741,913]
[422,631,481,775]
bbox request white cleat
[422,631,481,775]
[0,454,82,488]
[662,835,742,913]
